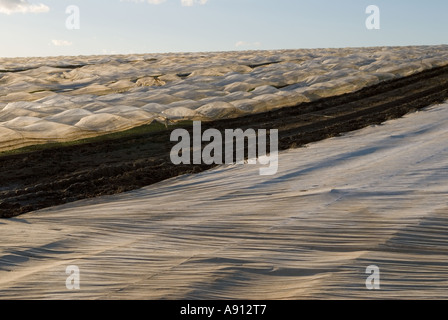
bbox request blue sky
[0,0,447,57]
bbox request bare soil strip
[1,65,448,218]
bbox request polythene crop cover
[1,45,448,151]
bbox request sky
[0,0,447,57]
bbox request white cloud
[0,0,49,14]
[181,0,208,6]
[52,39,73,47]
[120,0,166,4]
[235,41,262,48]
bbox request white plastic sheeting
[1,102,448,299]
[1,46,448,151]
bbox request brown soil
[1,65,448,218]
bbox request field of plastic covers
[1,45,448,151]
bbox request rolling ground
[1,99,448,299]
[1,64,448,218]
